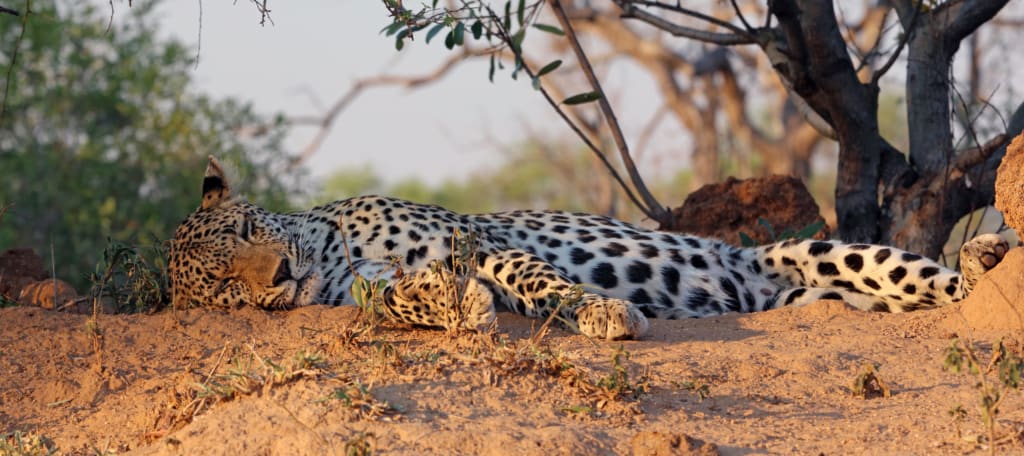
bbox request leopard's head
[167,156,322,309]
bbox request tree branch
[948,133,1007,180]
[945,0,1009,45]
[549,0,668,224]
[1,4,20,16]
[285,47,478,167]
[613,0,756,45]
[870,1,918,85]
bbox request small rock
[0,247,49,299]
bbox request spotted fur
[168,157,1009,340]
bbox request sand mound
[942,248,1024,332]
[3,294,1024,454]
[996,133,1024,235]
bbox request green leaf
[517,0,525,26]
[432,0,439,7]
[453,22,465,46]
[738,232,756,247]
[444,30,456,50]
[794,220,825,239]
[504,1,512,31]
[471,20,483,40]
[395,29,408,51]
[533,23,564,36]
[510,29,526,54]
[536,59,562,77]
[425,23,445,44]
[511,55,523,80]
[351,276,367,307]
[532,77,541,90]
[756,217,776,240]
[382,21,404,37]
[488,54,496,83]
[562,91,603,105]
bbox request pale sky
[139,1,1023,190]
[154,1,582,184]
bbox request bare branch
[613,0,756,45]
[248,0,274,26]
[871,0,919,85]
[945,0,1010,45]
[286,47,478,167]
[549,0,667,223]
[729,0,754,34]
[625,0,750,36]
[950,134,1006,178]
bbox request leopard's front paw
[386,270,496,331]
[575,297,649,340]
[960,233,1010,294]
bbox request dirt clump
[0,247,49,301]
[631,431,719,456]
[667,175,827,245]
[996,132,1024,235]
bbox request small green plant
[340,212,397,335]
[195,347,325,403]
[0,430,57,456]
[850,362,891,399]
[0,293,18,308]
[943,338,1024,455]
[948,404,968,441]
[560,404,594,415]
[319,381,397,420]
[739,218,825,247]
[596,345,648,400]
[343,432,374,456]
[89,239,168,313]
[429,228,482,333]
[673,379,711,401]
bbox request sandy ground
[3,254,1024,455]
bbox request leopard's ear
[202,155,234,210]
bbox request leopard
[167,156,1010,340]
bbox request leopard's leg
[958,233,1009,297]
[329,259,496,331]
[476,249,649,340]
[771,287,928,312]
[756,234,1010,310]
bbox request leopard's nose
[272,257,292,285]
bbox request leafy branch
[378,0,668,223]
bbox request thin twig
[729,0,754,33]
[285,47,478,168]
[549,0,667,224]
[871,0,920,86]
[483,5,650,217]
[195,0,203,69]
[0,0,31,126]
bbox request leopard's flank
[168,157,1009,340]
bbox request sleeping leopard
[168,156,1010,340]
